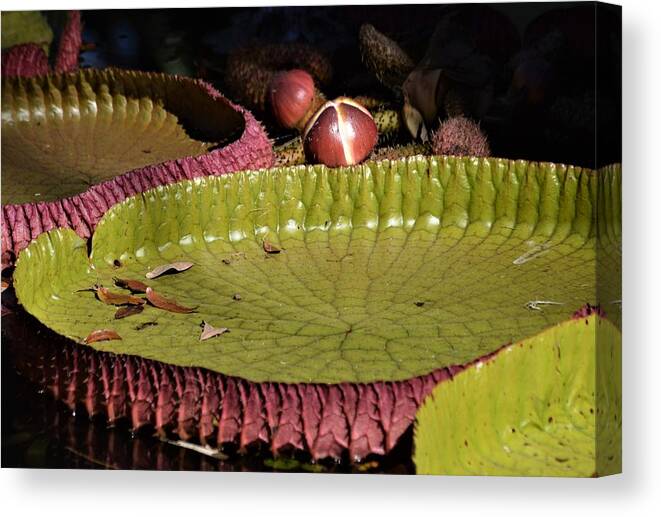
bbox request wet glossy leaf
[145,287,196,314]
[145,261,194,279]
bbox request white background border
[1,1,658,515]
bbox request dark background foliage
[76,2,621,168]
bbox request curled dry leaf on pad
[84,329,122,344]
[200,321,230,341]
[262,240,282,254]
[113,277,149,293]
[145,261,194,279]
[145,287,196,313]
[95,286,145,306]
[114,305,144,319]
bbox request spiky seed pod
[303,97,378,167]
[225,43,332,112]
[431,116,491,157]
[359,23,415,93]
[268,69,327,131]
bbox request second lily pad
[1,68,245,204]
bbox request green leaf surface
[1,69,243,204]
[1,11,53,53]
[413,315,621,477]
[14,157,621,384]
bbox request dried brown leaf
[96,286,145,306]
[200,321,229,341]
[114,304,145,319]
[145,261,194,279]
[263,240,281,254]
[221,252,246,265]
[145,287,196,314]
[113,277,149,293]
[84,329,122,344]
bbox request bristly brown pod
[302,97,378,167]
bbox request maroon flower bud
[269,69,316,129]
[302,97,378,167]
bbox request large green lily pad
[413,315,622,477]
[1,68,244,204]
[14,157,621,384]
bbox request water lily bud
[302,97,378,167]
[269,69,316,129]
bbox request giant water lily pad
[1,68,246,204]
[14,157,621,385]
[413,314,621,477]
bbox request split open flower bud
[269,69,317,129]
[302,97,378,167]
